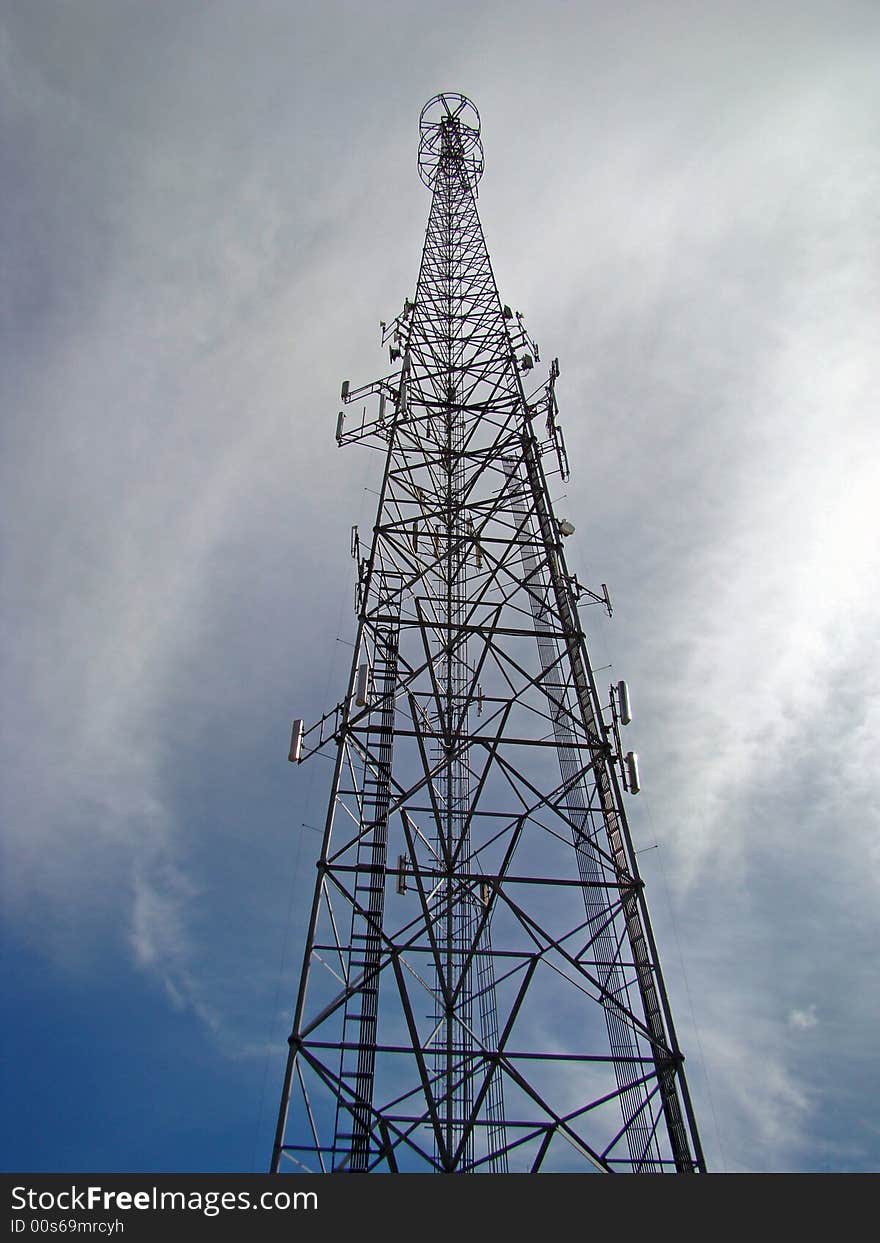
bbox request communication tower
[271,93,705,1174]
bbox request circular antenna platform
[418,93,484,191]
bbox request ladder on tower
[504,456,663,1171]
[333,570,402,1171]
[474,919,508,1171]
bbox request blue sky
[2,0,879,1173]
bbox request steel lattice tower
[271,93,705,1174]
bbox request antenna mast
[271,93,705,1174]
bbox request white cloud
[701,1025,813,1171]
[788,1006,819,1031]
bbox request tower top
[418,92,484,192]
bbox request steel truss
[271,93,705,1174]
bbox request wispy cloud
[702,1025,812,1171]
[788,1006,819,1031]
